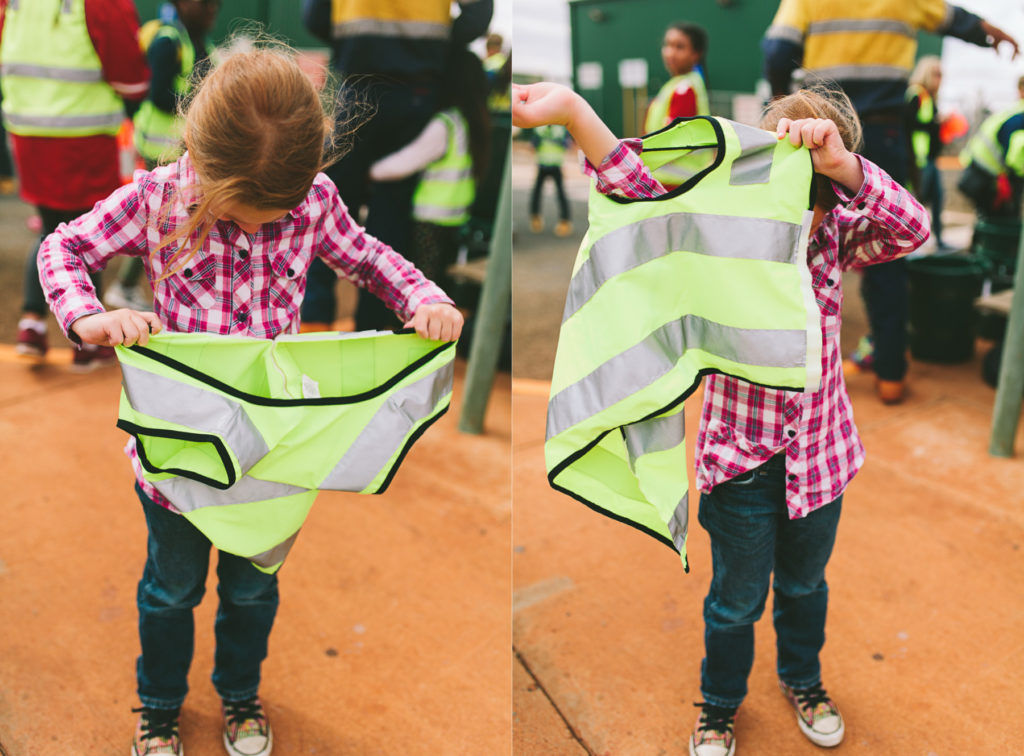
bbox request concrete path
[0,348,511,755]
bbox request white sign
[577,62,603,90]
[618,58,649,89]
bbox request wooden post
[459,149,511,434]
[988,215,1024,456]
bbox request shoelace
[791,683,831,711]
[692,701,736,734]
[131,706,180,742]
[224,697,266,732]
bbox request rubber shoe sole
[223,727,272,756]
[794,711,844,748]
[689,734,735,756]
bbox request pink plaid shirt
[39,154,452,511]
[584,139,929,519]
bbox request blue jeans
[697,455,842,709]
[135,484,279,709]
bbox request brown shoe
[529,215,543,233]
[554,219,573,237]
[876,379,905,405]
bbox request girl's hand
[405,303,463,342]
[511,82,578,129]
[775,117,864,194]
[70,309,163,347]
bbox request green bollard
[459,148,511,434]
[988,209,1024,457]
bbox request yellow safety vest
[413,109,475,226]
[644,72,710,134]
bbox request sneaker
[15,318,48,360]
[849,335,874,372]
[529,215,543,233]
[71,343,117,373]
[104,281,151,311]
[554,219,573,237]
[779,681,845,747]
[131,706,182,756]
[222,697,272,756]
[689,701,736,756]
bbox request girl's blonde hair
[760,85,863,210]
[154,39,357,273]
[909,55,942,93]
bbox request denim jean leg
[211,551,279,701]
[697,459,785,708]
[135,484,213,709]
[772,495,843,689]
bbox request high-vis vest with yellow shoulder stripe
[0,0,124,138]
[960,103,1024,178]
[644,72,710,134]
[544,117,820,570]
[330,0,453,40]
[413,109,475,226]
[116,330,456,573]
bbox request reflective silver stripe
[250,530,301,568]
[764,24,803,45]
[153,475,309,513]
[415,205,470,221]
[424,167,472,182]
[730,123,777,186]
[807,19,914,36]
[975,131,1007,170]
[804,65,908,82]
[622,410,685,470]
[319,361,454,491]
[547,317,807,438]
[62,0,72,13]
[563,213,802,321]
[121,364,270,473]
[140,132,181,147]
[667,491,688,553]
[3,111,124,130]
[936,3,955,33]
[0,63,103,82]
[8,0,17,10]
[332,19,450,40]
[652,162,700,183]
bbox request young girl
[39,46,462,756]
[644,22,710,134]
[512,82,929,755]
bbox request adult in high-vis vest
[483,32,510,113]
[512,80,931,756]
[957,77,1024,219]
[764,0,1018,405]
[2,0,148,368]
[905,56,949,249]
[369,46,489,300]
[644,22,710,135]
[528,124,572,236]
[300,0,493,332]
[107,0,218,316]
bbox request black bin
[907,254,986,363]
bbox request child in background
[512,81,928,755]
[644,21,710,134]
[527,123,573,236]
[39,45,462,756]
[369,46,491,299]
[106,0,220,312]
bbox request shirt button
[183,267,193,277]
[787,429,797,438]
[236,310,248,323]
[238,250,248,261]
[286,267,295,277]
[856,201,866,210]
[787,473,797,482]
[826,278,835,286]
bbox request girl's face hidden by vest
[662,28,700,77]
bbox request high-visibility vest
[544,116,820,569]
[644,72,710,134]
[960,103,1024,178]
[484,51,509,112]
[906,83,935,169]
[116,330,456,573]
[330,0,452,41]
[133,22,204,163]
[535,124,568,168]
[0,0,124,138]
[413,109,475,227]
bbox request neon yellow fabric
[413,109,475,226]
[906,83,935,169]
[133,23,197,163]
[960,103,1024,177]
[644,72,710,134]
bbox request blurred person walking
[764,0,1018,405]
[106,0,219,313]
[1,0,148,370]
[644,21,709,134]
[483,31,510,113]
[957,76,1024,219]
[527,123,572,236]
[300,0,493,332]
[906,56,950,250]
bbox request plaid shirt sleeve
[580,139,666,198]
[834,154,931,270]
[38,182,151,339]
[313,178,453,323]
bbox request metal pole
[988,212,1024,456]
[458,148,511,434]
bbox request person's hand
[404,303,463,342]
[981,20,1020,59]
[775,117,864,193]
[511,82,580,129]
[70,309,163,347]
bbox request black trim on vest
[125,338,456,407]
[117,419,236,490]
[373,404,450,495]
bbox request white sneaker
[222,697,272,756]
[105,281,151,311]
[779,680,845,747]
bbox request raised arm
[511,82,618,168]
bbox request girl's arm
[369,116,448,181]
[38,183,160,346]
[512,82,618,167]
